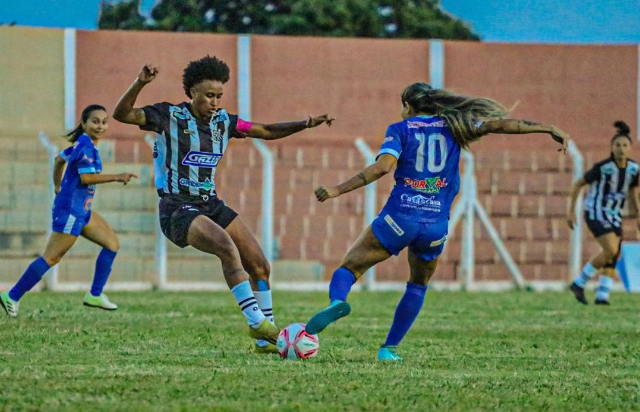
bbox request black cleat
[594,299,610,306]
[569,282,588,305]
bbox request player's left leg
[378,252,438,362]
[80,211,120,310]
[306,226,393,335]
[595,236,622,305]
[377,220,445,362]
[225,217,278,353]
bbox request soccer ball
[276,323,320,360]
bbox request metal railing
[567,140,584,280]
[38,132,60,290]
[354,139,377,289]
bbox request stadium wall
[0,27,65,137]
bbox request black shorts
[584,212,622,238]
[159,194,238,248]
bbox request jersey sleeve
[58,145,75,162]
[377,124,403,160]
[228,114,247,139]
[140,102,172,134]
[583,164,601,184]
[75,144,99,174]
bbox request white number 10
[414,133,447,173]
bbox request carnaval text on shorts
[404,177,447,194]
[182,151,223,168]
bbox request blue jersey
[377,115,461,223]
[53,134,102,215]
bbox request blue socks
[9,257,51,301]
[384,282,428,347]
[91,249,117,297]
[329,267,357,302]
[575,262,598,288]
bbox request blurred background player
[306,82,569,361]
[567,121,640,305]
[0,105,138,317]
[112,56,334,352]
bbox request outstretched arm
[80,173,138,186]
[479,119,569,153]
[247,114,335,140]
[315,154,397,202]
[566,177,587,230]
[113,65,159,126]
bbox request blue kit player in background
[0,105,137,317]
[306,83,569,361]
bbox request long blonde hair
[401,83,510,149]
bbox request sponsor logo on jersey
[383,214,405,236]
[181,151,222,168]
[179,178,213,191]
[404,177,447,194]
[383,136,394,143]
[171,107,193,121]
[400,194,442,207]
[81,154,95,163]
[407,120,445,128]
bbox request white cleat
[0,291,19,317]
[83,292,118,311]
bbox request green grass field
[1,290,639,412]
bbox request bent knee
[248,259,271,281]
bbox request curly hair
[182,55,230,98]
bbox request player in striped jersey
[306,83,569,361]
[568,121,640,305]
[113,56,333,351]
[1,105,138,317]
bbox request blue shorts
[371,212,448,262]
[52,209,92,236]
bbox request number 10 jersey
[377,115,461,223]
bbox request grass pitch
[1,290,639,411]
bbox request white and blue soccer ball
[276,323,320,360]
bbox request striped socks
[596,276,613,301]
[574,263,598,288]
[230,281,265,327]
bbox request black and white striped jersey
[140,102,244,197]
[583,157,639,227]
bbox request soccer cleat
[569,282,588,305]
[305,300,351,335]
[594,298,611,306]
[0,292,19,317]
[254,341,279,354]
[377,345,403,362]
[83,292,118,310]
[249,319,280,344]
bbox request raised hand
[551,127,569,154]
[138,64,159,84]
[306,114,335,128]
[315,185,340,202]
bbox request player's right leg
[306,222,394,335]
[185,215,278,343]
[1,231,77,317]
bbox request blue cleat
[306,300,351,335]
[377,345,402,362]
